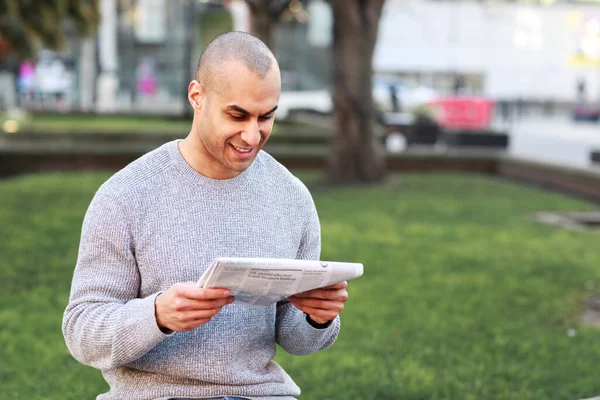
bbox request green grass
[1,171,600,399]
[1,113,328,136]
[4,114,192,134]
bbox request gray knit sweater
[62,140,340,400]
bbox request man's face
[193,60,280,180]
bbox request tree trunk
[245,0,293,52]
[327,0,386,184]
[250,7,275,51]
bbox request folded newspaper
[197,257,364,306]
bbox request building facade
[374,0,600,104]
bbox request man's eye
[259,114,273,121]
[230,114,245,120]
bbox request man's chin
[229,158,255,173]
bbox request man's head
[184,31,281,180]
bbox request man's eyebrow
[262,106,278,116]
[226,105,278,116]
[226,105,250,115]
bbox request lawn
[0,112,330,136]
[1,171,599,400]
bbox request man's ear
[188,80,204,110]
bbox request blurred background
[2,1,600,399]
[1,0,600,172]
[2,0,600,116]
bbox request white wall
[374,0,600,102]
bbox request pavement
[497,115,600,173]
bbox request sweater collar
[167,139,258,188]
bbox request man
[62,31,349,400]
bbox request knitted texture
[62,140,340,400]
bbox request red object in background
[432,96,494,130]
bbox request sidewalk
[503,115,600,172]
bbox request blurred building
[5,0,330,115]
[94,0,222,114]
[375,0,600,106]
[278,0,600,112]
[5,0,600,114]
[4,0,238,114]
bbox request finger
[178,307,223,323]
[166,309,220,332]
[174,296,235,311]
[288,298,345,312]
[297,305,340,322]
[320,281,348,290]
[292,288,348,301]
[174,283,231,300]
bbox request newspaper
[197,257,364,306]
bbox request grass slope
[1,172,599,400]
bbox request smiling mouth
[232,145,252,153]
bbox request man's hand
[155,282,234,332]
[287,281,348,324]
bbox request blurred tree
[0,0,100,60]
[328,0,386,183]
[244,0,293,50]
[243,0,386,183]
[200,8,234,49]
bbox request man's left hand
[287,281,348,324]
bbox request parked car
[372,74,439,113]
[275,75,439,120]
[572,104,600,122]
[275,90,332,120]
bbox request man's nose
[240,120,261,146]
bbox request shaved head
[196,31,278,93]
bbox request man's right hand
[154,282,234,332]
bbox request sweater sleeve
[275,190,340,355]
[62,189,169,370]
